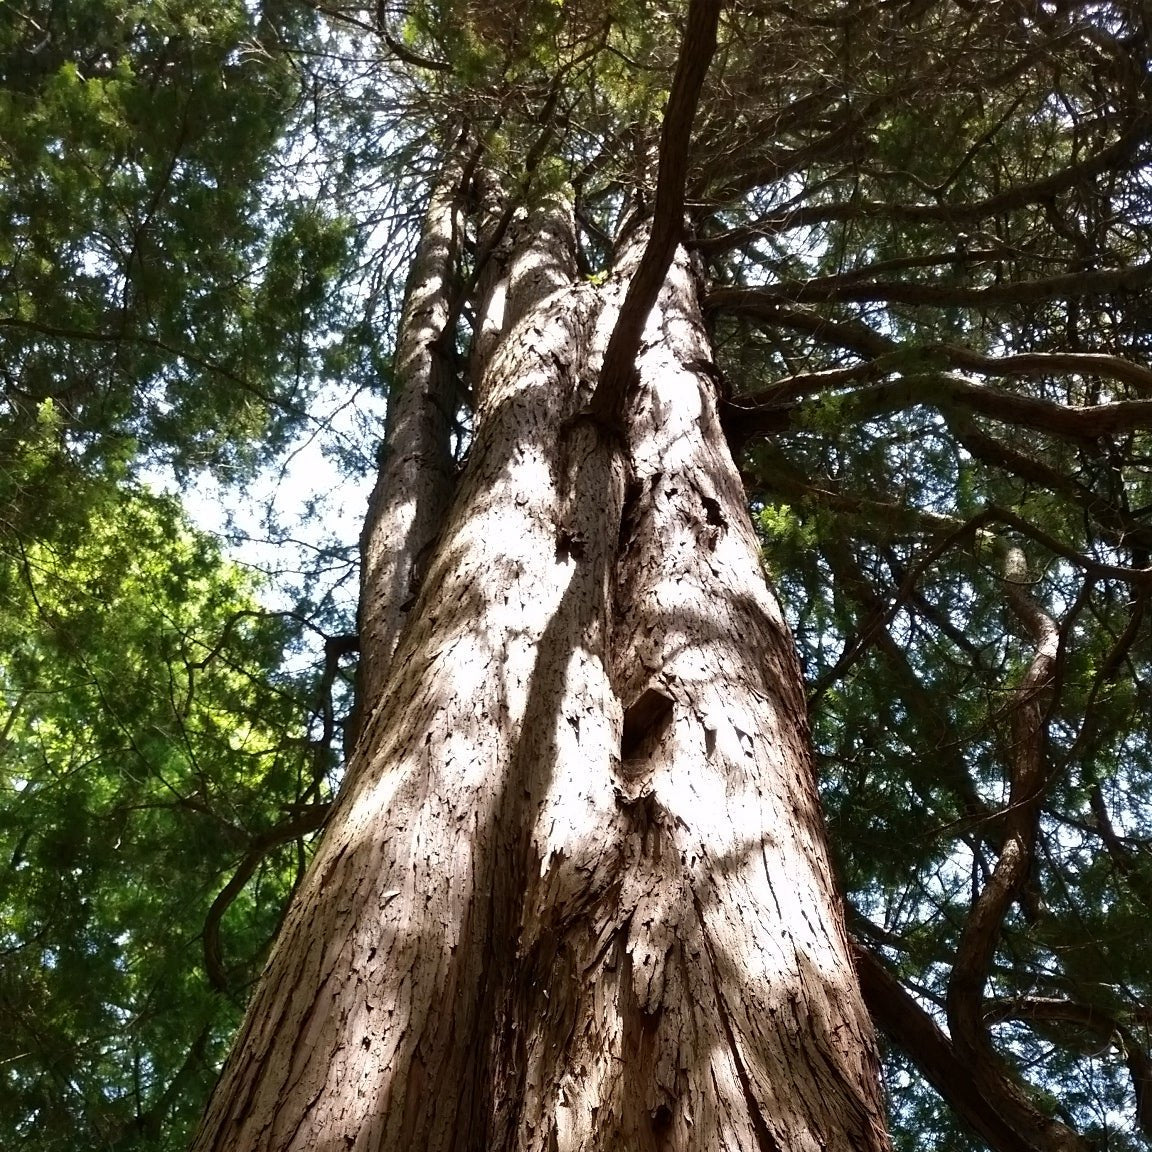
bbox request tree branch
[851,939,1044,1152]
[708,260,1152,310]
[944,547,1083,1151]
[0,316,311,421]
[203,804,331,993]
[744,450,1152,590]
[935,346,1152,397]
[696,109,1151,251]
[983,996,1152,1142]
[588,0,722,430]
[382,32,451,72]
[730,370,1152,443]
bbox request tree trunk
[191,201,890,1151]
[357,163,461,725]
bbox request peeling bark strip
[193,221,888,1149]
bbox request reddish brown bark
[191,203,889,1149]
[357,166,461,725]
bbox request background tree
[3,0,1152,1150]
[1,2,353,1147]
[0,417,341,1149]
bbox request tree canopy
[2,1,1151,1149]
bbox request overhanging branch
[708,260,1152,310]
[696,107,1152,252]
[729,370,1152,443]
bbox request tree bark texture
[357,165,461,722]
[192,203,889,1151]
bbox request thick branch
[945,548,1080,1151]
[731,371,1152,443]
[950,423,1152,559]
[743,446,972,541]
[744,451,1152,588]
[721,300,898,360]
[708,261,1152,311]
[588,0,722,430]
[983,996,1152,1141]
[729,341,1152,415]
[707,91,896,202]
[852,939,1042,1152]
[939,346,1152,397]
[382,33,452,72]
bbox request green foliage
[0,430,324,1150]
[757,502,815,549]
[0,0,344,482]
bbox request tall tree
[191,1,895,1149]
[6,0,1152,1149]
[194,0,1152,1147]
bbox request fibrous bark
[357,163,462,726]
[192,192,888,1150]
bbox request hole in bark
[621,687,675,761]
[651,1103,673,1133]
[555,529,585,562]
[617,476,645,553]
[702,495,725,528]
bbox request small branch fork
[200,623,353,992]
[203,803,331,993]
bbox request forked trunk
[192,201,889,1152]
